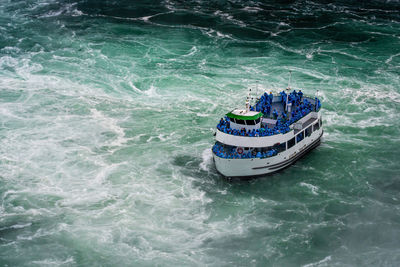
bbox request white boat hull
[213,128,323,177]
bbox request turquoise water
[1,0,400,266]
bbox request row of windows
[275,118,322,152]
[231,117,261,125]
[296,119,322,145]
[219,118,322,155]
[243,143,286,154]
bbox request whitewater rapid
[1,0,400,266]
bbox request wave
[1,0,400,266]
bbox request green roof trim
[226,111,264,120]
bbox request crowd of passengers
[212,142,278,159]
[216,90,321,137]
[217,117,290,136]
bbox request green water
[1,0,400,266]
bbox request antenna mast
[286,71,291,112]
[246,88,251,113]
[287,70,292,90]
[256,81,259,101]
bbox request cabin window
[296,132,304,143]
[273,143,286,153]
[313,122,320,131]
[231,118,236,123]
[262,146,272,153]
[319,119,323,127]
[255,118,260,124]
[246,120,256,125]
[305,126,312,137]
[235,119,245,125]
[287,137,295,149]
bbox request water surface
[1,0,400,266]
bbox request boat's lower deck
[213,127,323,177]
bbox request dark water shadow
[171,153,291,195]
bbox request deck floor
[261,97,317,131]
[267,101,296,119]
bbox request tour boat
[212,87,323,178]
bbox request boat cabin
[226,110,263,131]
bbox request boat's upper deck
[216,89,322,138]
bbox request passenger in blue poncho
[298,90,303,100]
[273,109,278,119]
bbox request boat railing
[217,109,317,138]
[216,90,321,138]
[212,143,278,160]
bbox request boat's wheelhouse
[226,110,263,131]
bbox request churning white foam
[300,182,319,195]
[199,148,213,171]
[90,108,127,147]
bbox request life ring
[237,147,244,154]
